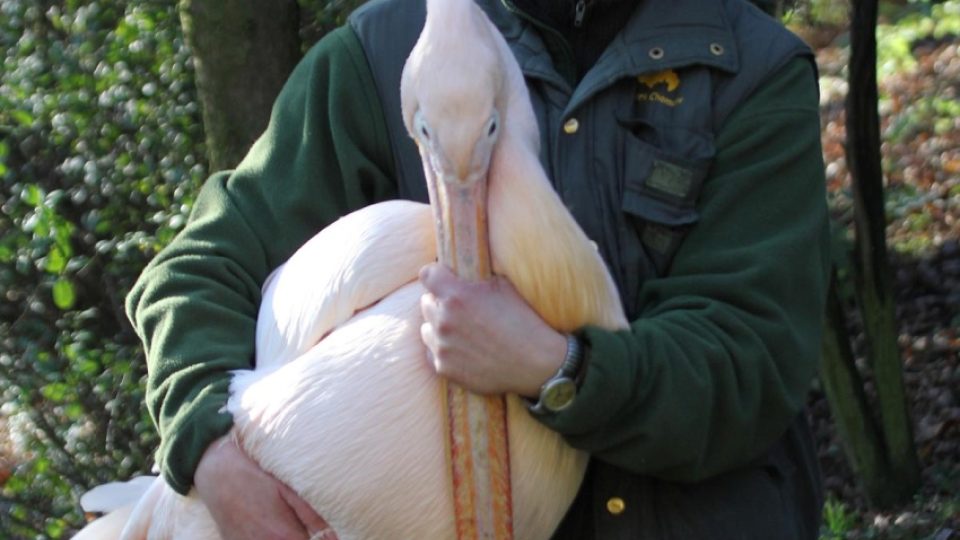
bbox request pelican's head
[411,99,500,187]
[400,0,506,188]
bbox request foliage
[818,494,960,539]
[787,0,849,27]
[878,0,960,142]
[298,0,366,50]
[877,0,960,78]
[0,0,204,536]
[874,2,960,257]
[815,1,959,536]
[822,497,858,540]
[0,0,363,536]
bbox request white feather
[80,476,157,514]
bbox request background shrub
[0,0,204,536]
[0,1,360,536]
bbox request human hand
[419,263,567,397]
[195,434,337,540]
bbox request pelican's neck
[426,0,473,23]
[423,0,479,46]
[416,0,627,331]
[487,130,628,332]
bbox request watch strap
[558,333,583,380]
[526,333,585,414]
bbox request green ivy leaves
[0,0,204,535]
[52,279,75,310]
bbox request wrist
[195,434,243,495]
[515,329,567,398]
[195,436,230,487]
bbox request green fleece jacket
[126,24,829,494]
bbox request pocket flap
[622,186,700,226]
[621,127,712,211]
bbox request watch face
[543,378,577,412]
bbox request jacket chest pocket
[619,121,713,277]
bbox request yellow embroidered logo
[636,69,683,107]
[638,70,680,92]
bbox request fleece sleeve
[124,26,397,494]
[535,58,831,482]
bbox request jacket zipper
[574,0,587,28]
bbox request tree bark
[845,0,920,506]
[179,0,301,171]
[820,272,902,507]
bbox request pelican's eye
[487,113,499,138]
[413,110,432,142]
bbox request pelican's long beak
[422,152,492,282]
[420,142,514,539]
[413,108,513,538]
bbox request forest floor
[808,29,960,540]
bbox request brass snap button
[710,42,725,56]
[648,47,665,60]
[606,496,626,515]
[563,118,580,134]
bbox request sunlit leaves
[820,2,960,260]
[1,0,200,535]
[22,184,42,207]
[10,109,34,126]
[877,1,960,78]
[40,382,72,403]
[0,140,8,177]
[0,0,364,535]
[45,245,67,274]
[51,279,75,310]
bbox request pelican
[76,0,626,537]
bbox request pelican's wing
[255,200,435,369]
[74,475,161,540]
[79,475,157,514]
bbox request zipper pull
[574,0,586,27]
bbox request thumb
[418,262,460,295]
[278,482,335,539]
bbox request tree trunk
[820,272,903,508]
[179,0,301,171]
[844,0,920,506]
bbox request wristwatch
[527,333,585,414]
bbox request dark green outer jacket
[125,0,830,537]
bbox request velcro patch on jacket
[647,159,694,200]
[642,224,678,254]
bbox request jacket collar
[480,0,739,104]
